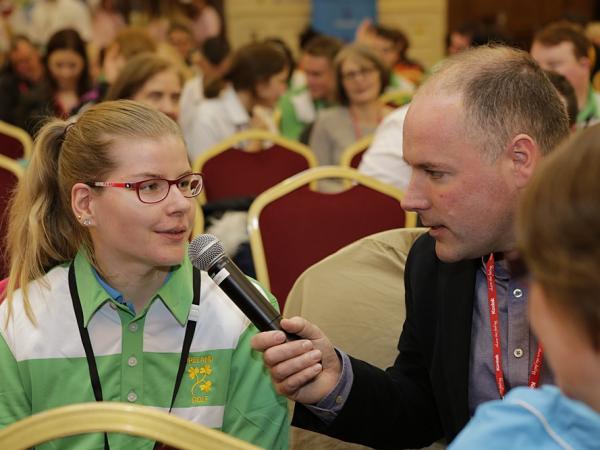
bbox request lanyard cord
[69,263,201,449]
[485,253,543,398]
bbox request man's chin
[433,240,464,263]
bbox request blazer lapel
[436,258,477,435]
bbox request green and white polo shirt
[0,251,289,449]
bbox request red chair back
[0,131,26,160]
[201,144,313,202]
[0,165,19,278]
[348,148,367,168]
[257,184,407,308]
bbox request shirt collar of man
[73,249,193,327]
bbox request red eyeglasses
[87,173,203,204]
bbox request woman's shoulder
[450,386,590,450]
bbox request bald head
[414,45,569,160]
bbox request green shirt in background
[278,85,332,141]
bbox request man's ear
[71,182,95,225]
[507,133,542,188]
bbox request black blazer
[293,233,479,449]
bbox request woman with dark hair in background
[17,28,93,135]
[184,41,289,162]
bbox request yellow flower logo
[189,363,213,396]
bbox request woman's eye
[140,181,160,192]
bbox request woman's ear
[71,182,95,226]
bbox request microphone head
[188,234,226,271]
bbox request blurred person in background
[179,36,231,140]
[0,35,44,125]
[278,35,342,142]
[168,21,196,66]
[28,0,92,46]
[356,20,420,93]
[90,0,126,51]
[309,44,392,166]
[105,52,183,122]
[184,41,289,162]
[531,21,600,128]
[17,29,93,135]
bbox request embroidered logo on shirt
[188,355,213,403]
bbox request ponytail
[4,120,82,323]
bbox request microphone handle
[207,256,299,340]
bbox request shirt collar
[74,250,194,327]
[577,84,599,124]
[221,85,251,126]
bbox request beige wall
[225,0,447,69]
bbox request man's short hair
[420,45,570,160]
[303,35,343,61]
[533,21,592,59]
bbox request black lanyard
[69,263,201,450]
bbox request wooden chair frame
[0,120,33,160]
[192,129,317,204]
[0,154,25,178]
[0,402,259,450]
[339,134,374,168]
[247,166,418,291]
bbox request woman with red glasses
[450,124,600,449]
[0,100,289,449]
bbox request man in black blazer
[251,45,570,449]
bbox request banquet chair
[0,120,33,160]
[0,402,259,450]
[284,227,444,450]
[192,129,317,205]
[0,155,24,278]
[248,166,417,308]
[339,134,373,168]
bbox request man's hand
[251,316,342,404]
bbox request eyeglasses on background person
[86,172,203,204]
[341,66,377,81]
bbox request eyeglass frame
[340,66,378,82]
[85,172,204,204]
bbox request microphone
[188,234,297,338]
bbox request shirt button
[128,323,138,332]
[109,302,118,310]
[513,348,524,358]
[127,391,138,403]
[513,288,523,298]
[128,356,138,367]
[335,395,344,405]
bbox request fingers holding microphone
[251,316,342,404]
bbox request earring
[83,218,92,226]
[77,215,82,220]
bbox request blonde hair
[518,124,600,349]
[5,100,182,322]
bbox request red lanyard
[485,253,544,398]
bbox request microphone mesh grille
[188,234,225,270]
